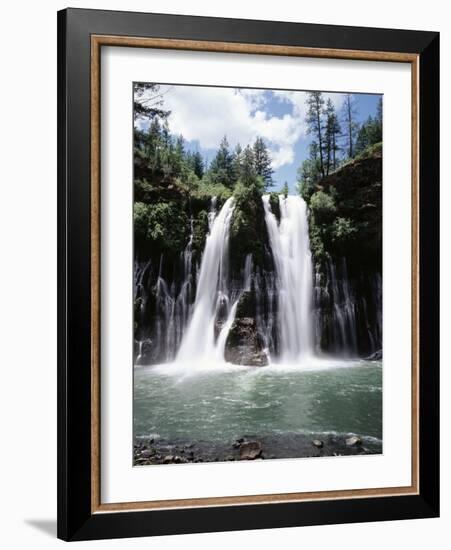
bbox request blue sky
[140,85,381,193]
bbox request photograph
[132,83,383,466]
[49,5,439,542]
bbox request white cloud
[139,86,349,170]
[159,86,305,169]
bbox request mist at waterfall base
[134,195,382,460]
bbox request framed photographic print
[57,8,439,541]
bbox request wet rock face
[134,432,381,466]
[366,349,382,361]
[224,317,268,366]
[239,441,262,460]
[134,338,163,366]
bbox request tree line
[134,83,274,198]
[134,84,382,200]
[298,91,382,198]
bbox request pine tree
[208,136,234,188]
[297,141,322,200]
[190,151,204,179]
[241,144,256,185]
[173,135,187,178]
[324,99,341,173]
[134,83,170,122]
[253,137,274,188]
[161,119,171,148]
[342,93,358,159]
[231,143,244,182]
[376,97,383,128]
[146,118,162,171]
[281,182,289,198]
[355,115,382,155]
[306,92,326,178]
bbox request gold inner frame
[90,35,420,514]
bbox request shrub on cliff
[331,217,357,243]
[229,178,268,273]
[134,200,189,256]
[269,192,281,223]
[310,190,336,222]
[303,143,382,270]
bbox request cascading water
[135,192,381,367]
[262,195,314,361]
[177,197,235,362]
[316,258,381,357]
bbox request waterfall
[135,191,381,367]
[177,197,235,362]
[262,195,314,361]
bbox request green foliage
[269,192,281,223]
[132,87,286,275]
[133,82,170,122]
[134,202,151,240]
[253,137,274,188]
[324,98,341,174]
[308,215,326,261]
[233,178,262,205]
[193,173,232,201]
[134,201,189,255]
[192,209,210,253]
[297,159,319,201]
[354,141,382,160]
[187,151,204,178]
[342,93,359,159]
[355,116,382,156]
[310,190,336,217]
[306,91,326,178]
[240,145,257,185]
[331,217,357,242]
[230,177,267,269]
[232,144,243,182]
[208,136,235,188]
[281,182,289,198]
[302,143,382,269]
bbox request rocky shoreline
[134,432,381,466]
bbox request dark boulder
[224,317,268,366]
[366,349,382,361]
[239,441,262,460]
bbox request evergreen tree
[208,135,235,188]
[146,118,162,172]
[324,99,341,173]
[231,143,244,182]
[172,135,187,178]
[342,93,358,159]
[253,137,274,188]
[376,97,383,128]
[306,92,326,178]
[134,83,170,122]
[190,151,204,179]
[355,115,382,155]
[296,141,322,201]
[161,119,171,148]
[241,145,257,185]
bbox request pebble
[346,436,362,447]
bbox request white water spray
[262,195,314,361]
[177,197,235,361]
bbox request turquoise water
[134,359,382,445]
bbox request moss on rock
[305,144,382,271]
[229,182,269,274]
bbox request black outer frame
[57,8,439,542]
